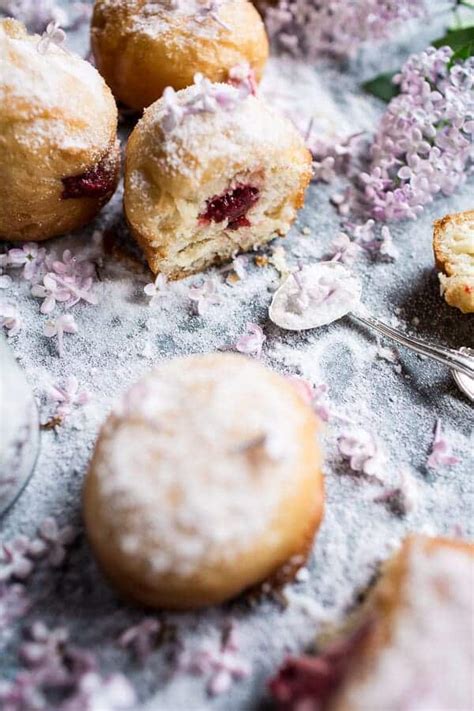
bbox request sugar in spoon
[269,262,474,402]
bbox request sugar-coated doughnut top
[129,80,306,188]
[351,538,474,710]
[95,0,236,39]
[0,19,116,155]
[92,354,314,577]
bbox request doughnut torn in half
[124,77,312,279]
[270,535,474,711]
[433,209,474,314]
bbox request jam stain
[199,185,259,230]
[61,155,116,200]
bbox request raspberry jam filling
[61,153,116,200]
[199,185,259,230]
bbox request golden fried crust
[123,86,312,279]
[329,536,474,711]
[0,19,119,242]
[83,353,324,610]
[433,210,474,314]
[91,0,269,110]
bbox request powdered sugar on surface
[0,5,473,709]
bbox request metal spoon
[269,263,474,402]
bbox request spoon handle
[352,312,474,378]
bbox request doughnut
[83,353,324,610]
[124,79,312,279]
[433,209,474,314]
[0,19,120,242]
[91,0,269,111]
[271,535,474,711]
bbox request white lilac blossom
[48,376,90,420]
[0,273,11,289]
[374,468,419,516]
[195,0,230,30]
[36,517,77,567]
[161,73,251,134]
[285,376,332,422]
[31,273,71,314]
[0,303,22,336]
[228,62,257,96]
[426,419,460,469]
[144,273,168,301]
[179,621,251,696]
[43,313,78,357]
[8,242,47,282]
[378,226,399,261]
[37,20,67,54]
[189,277,221,315]
[265,0,426,60]
[0,536,34,582]
[338,428,387,480]
[118,618,161,662]
[361,47,474,221]
[328,233,363,265]
[20,622,69,668]
[234,323,266,358]
[0,583,29,630]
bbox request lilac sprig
[265,0,427,60]
[360,47,474,221]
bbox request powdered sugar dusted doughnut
[84,353,323,609]
[124,79,312,279]
[91,0,268,111]
[0,19,120,242]
[271,535,474,711]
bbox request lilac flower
[118,618,161,662]
[360,48,473,221]
[144,273,168,301]
[427,419,460,470]
[61,672,136,711]
[37,20,67,54]
[0,303,22,336]
[0,537,35,582]
[31,274,71,314]
[328,233,363,264]
[265,0,427,60]
[51,250,95,281]
[36,517,77,567]
[374,468,419,516]
[8,243,47,282]
[48,376,90,420]
[189,277,221,315]
[285,376,332,422]
[312,155,336,183]
[338,428,387,480]
[179,621,251,696]
[20,622,69,668]
[43,314,78,357]
[161,86,185,134]
[195,0,230,31]
[378,226,399,261]
[0,584,30,630]
[228,63,257,96]
[234,323,266,358]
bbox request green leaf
[433,25,474,51]
[362,72,399,102]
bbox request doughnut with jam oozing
[83,353,324,610]
[91,0,269,111]
[124,81,312,279]
[0,19,120,242]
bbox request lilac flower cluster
[0,622,136,711]
[265,0,426,60]
[361,47,474,221]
